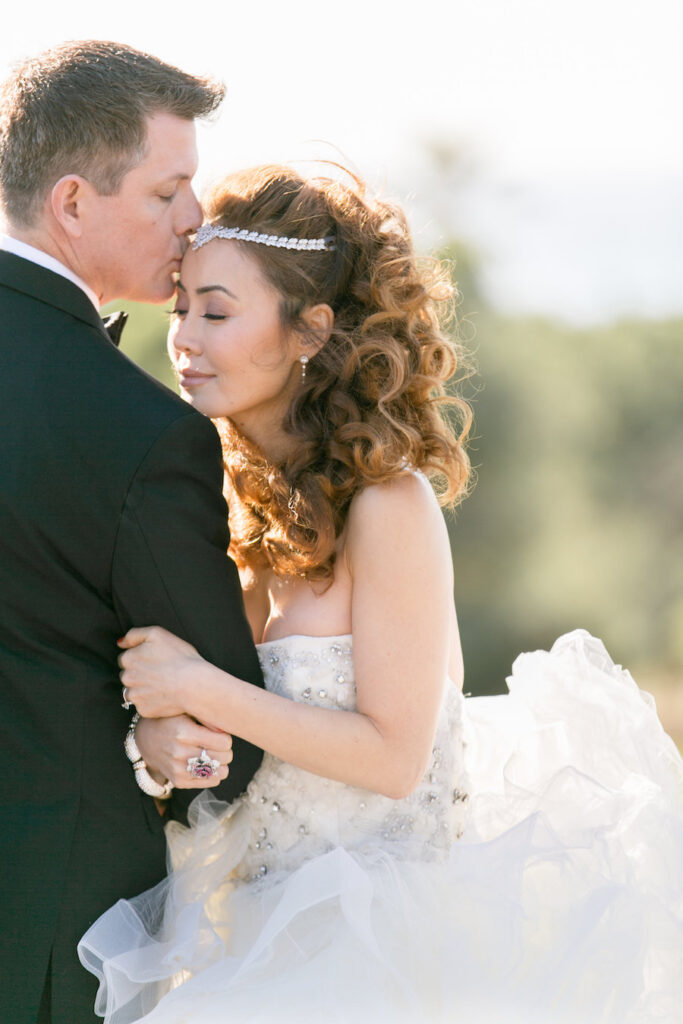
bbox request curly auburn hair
[203,164,472,582]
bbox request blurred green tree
[447,306,683,700]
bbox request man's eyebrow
[158,173,193,186]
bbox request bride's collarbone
[257,563,353,646]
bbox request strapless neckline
[256,632,353,649]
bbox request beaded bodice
[235,634,469,882]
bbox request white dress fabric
[79,630,683,1023]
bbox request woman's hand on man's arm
[134,714,233,790]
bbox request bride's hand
[135,715,233,789]
[118,626,200,718]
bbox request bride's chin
[177,391,214,417]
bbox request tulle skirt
[79,632,683,1023]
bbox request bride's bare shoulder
[349,469,444,519]
[345,471,451,565]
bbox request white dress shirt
[0,234,101,310]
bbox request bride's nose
[170,319,201,355]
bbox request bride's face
[168,241,301,435]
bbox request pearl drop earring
[299,354,309,382]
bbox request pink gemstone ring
[186,749,220,779]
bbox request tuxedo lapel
[0,250,109,341]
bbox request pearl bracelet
[124,712,173,800]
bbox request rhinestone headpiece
[192,223,336,252]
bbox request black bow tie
[102,310,128,347]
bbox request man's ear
[50,175,90,239]
[301,303,334,354]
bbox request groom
[0,41,264,1024]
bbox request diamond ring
[121,686,132,710]
[186,749,220,779]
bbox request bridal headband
[192,223,336,252]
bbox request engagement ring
[186,749,220,779]
[121,686,132,710]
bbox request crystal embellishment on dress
[232,634,469,882]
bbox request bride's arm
[119,474,457,799]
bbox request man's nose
[175,186,203,237]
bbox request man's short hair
[0,40,225,227]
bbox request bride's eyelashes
[166,308,229,322]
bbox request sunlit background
[3,0,681,738]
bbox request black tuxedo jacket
[0,252,265,1024]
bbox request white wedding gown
[79,630,683,1023]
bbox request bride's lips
[177,369,215,388]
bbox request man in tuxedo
[0,41,264,1024]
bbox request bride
[79,165,683,1023]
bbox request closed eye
[167,307,187,318]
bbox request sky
[1,0,681,324]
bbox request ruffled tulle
[79,631,683,1023]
